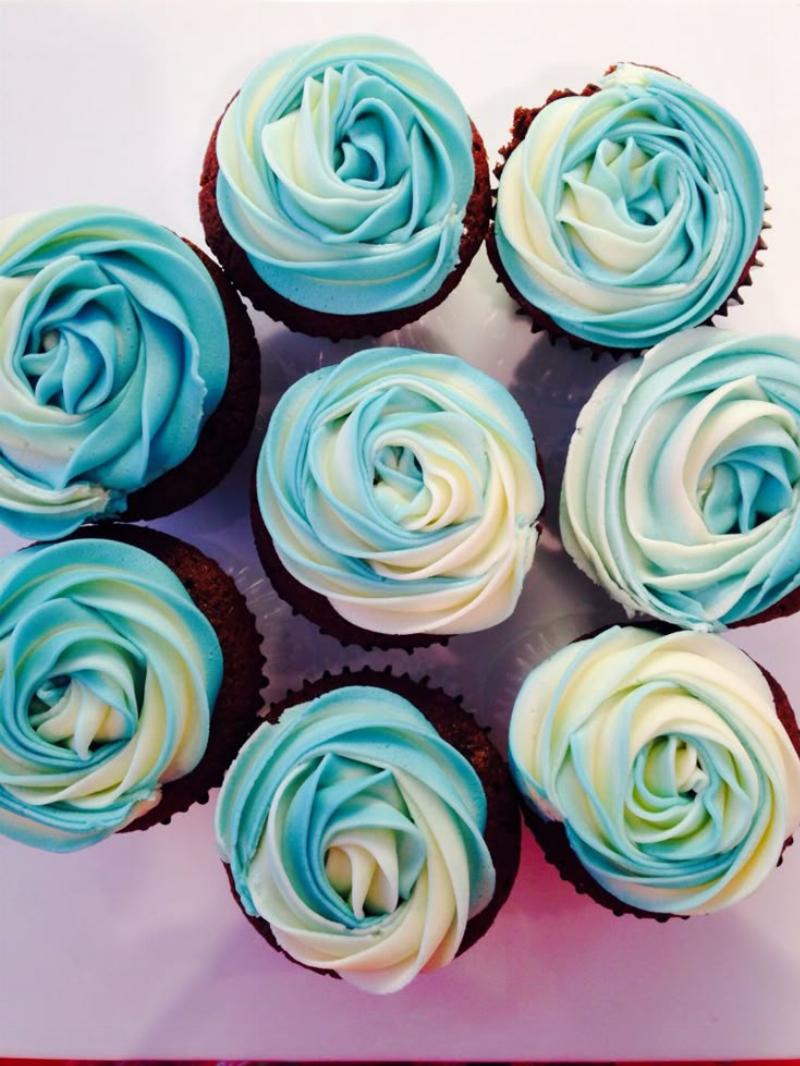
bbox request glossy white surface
[1,0,799,1058]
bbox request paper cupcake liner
[221,664,522,981]
[514,622,799,921]
[487,64,769,359]
[199,98,491,341]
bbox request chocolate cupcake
[0,205,260,539]
[0,527,264,850]
[561,327,800,629]
[252,347,545,650]
[216,668,520,993]
[508,625,800,919]
[199,35,490,340]
[489,63,765,353]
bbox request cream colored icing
[509,626,800,915]
[494,64,764,348]
[216,685,496,992]
[256,347,544,635]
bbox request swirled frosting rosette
[0,206,231,539]
[492,63,764,350]
[509,626,800,916]
[201,35,487,337]
[254,348,544,642]
[561,328,800,629]
[0,537,223,851]
[216,680,500,993]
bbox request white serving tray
[1,0,799,1059]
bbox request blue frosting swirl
[216,684,495,993]
[256,347,544,635]
[494,63,764,349]
[214,35,475,315]
[0,538,222,851]
[509,626,800,915]
[561,328,800,628]
[0,206,230,539]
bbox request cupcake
[0,526,264,850]
[0,205,260,540]
[216,668,520,993]
[561,327,800,629]
[199,36,490,340]
[252,347,545,649]
[509,625,800,919]
[488,63,765,353]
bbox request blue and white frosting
[561,328,800,629]
[0,539,222,851]
[509,626,800,915]
[0,206,230,539]
[214,35,475,315]
[256,347,544,635]
[494,63,764,349]
[216,684,495,993]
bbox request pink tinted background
[1,0,800,1060]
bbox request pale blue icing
[0,206,230,539]
[494,64,764,348]
[255,347,544,635]
[216,685,495,990]
[214,35,475,315]
[560,328,800,628]
[508,626,800,915]
[0,538,222,851]
[217,685,493,915]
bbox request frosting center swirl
[215,36,476,315]
[509,626,800,914]
[561,328,800,628]
[257,348,543,635]
[216,685,495,993]
[690,382,800,534]
[0,206,230,539]
[0,538,222,851]
[494,63,764,349]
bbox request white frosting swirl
[561,328,800,628]
[0,538,222,850]
[257,348,544,635]
[214,35,475,315]
[509,626,800,915]
[494,64,764,349]
[216,685,495,992]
